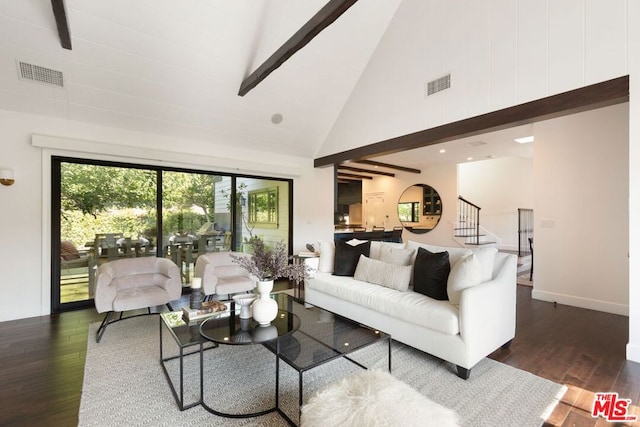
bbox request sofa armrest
[458,253,517,351]
[94,264,117,313]
[154,258,181,301]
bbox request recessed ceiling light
[466,141,487,147]
[439,149,446,154]
[271,113,283,124]
[466,157,473,161]
[515,135,534,144]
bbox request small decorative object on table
[232,293,256,319]
[231,236,310,325]
[189,277,203,309]
[182,300,226,322]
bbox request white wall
[627,0,640,363]
[317,0,638,361]
[320,0,629,157]
[0,108,331,322]
[458,157,534,251]
[532,104,629,315]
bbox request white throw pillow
[317,240,335,273]
[378,246,415,266]
[447,252,482,305]
[406,240,471,267]
[353,255,412,292]
[471,247,498,282]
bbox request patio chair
[94,257,181,342]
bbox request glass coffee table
[199,308,301,421]
[159,309,222,410]
[266,293,392,425]
[161,293,391,426]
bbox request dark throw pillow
[413,247,450,300]
[333,240,371,276]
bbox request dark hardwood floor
[0,284,638,426]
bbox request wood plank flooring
[0,285,638,426]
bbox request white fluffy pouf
[300,370,459,427]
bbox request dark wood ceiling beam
[338,165,395,177]
[352,160,420,174]
[337,173,373,180]
[51,0,72,50]
[314,75,629,167]
[238,0,358,96]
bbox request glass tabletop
[160,310,225,348]
[199,309,300,345]
[267,293,390,371]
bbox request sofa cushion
[61,240,80,260]
[353,255,412,291]
[307,273,460,335]
[333,240,371,276]
[413,248,450,300]
[317,240,335,273]
[447,252,482,305]
[378,246,415,266]
[369,241,405,261]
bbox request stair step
[465,241,496,246]
[454,234,486,238]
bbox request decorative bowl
[232,294,257,319]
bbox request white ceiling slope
[0,0,402,158]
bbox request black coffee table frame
[159,295,391,426]
[263,294,392,425]
[198,309,301,422]
[159,313,218,410]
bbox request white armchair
[194,252,256,299]
[94,257,181,342]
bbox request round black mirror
[397,184,442,234]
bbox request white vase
[252,279,278,325]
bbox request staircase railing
[518,208,534,257]
[457,196,481,245]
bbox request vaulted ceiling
[0,0,401,158]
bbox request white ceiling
[0,0,402,158]
[371,123,535,170]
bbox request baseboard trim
[627,343,640,363]
[531,289,629,316]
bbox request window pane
[235,178,288,252]
[59,163,157,304]
[162,172,230,286]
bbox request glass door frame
[51,156,294,313]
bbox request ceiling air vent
[426,74,450,96]
[17,61,64,87]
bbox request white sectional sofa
[305,240,517,379]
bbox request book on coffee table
[182,301,227,322]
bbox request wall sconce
[0,169,15,186]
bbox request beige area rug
[79,315,565,426]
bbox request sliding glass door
[52,158,292,312]
[161,172,231,285]
[54,160,157,310]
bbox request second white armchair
[194,251,256,299]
